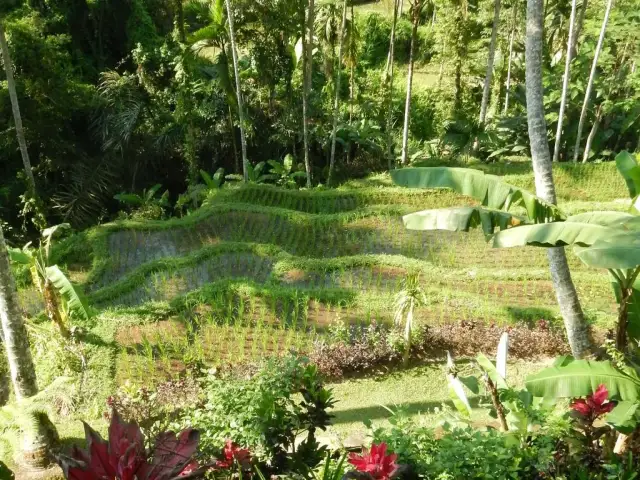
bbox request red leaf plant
[58,410,201,480]
[214,440,252,470]
[571,384,616,421]
[348,443,398,480]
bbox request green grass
[323,359,552,442]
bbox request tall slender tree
[572,0,613,162]
[503,5,517,114]
[385,0,400,170]
[400,0,423,165]
[328,0,348,187]
[225,0,249,182]
[479,0,502,124]
[0,223,38,400]
[0,18,38,204]
[525,0,592,358]
[302,0,315,187]
[552,0,578,162]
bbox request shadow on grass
[331,397,483,425]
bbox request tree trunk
[175,0,186,43]
[0,224,38,400]
[438,38,446,89]
[225,0,249,182]
[0,21,37,200]
[552,0,578,163]
[572,0,613,162]
[454,60,463,112]
[503,10,516,115]
[479,0,501,124]
[0,334,10,406]
[400,1,420,165]
[228,106,240,174]
[525,0,593,359]
[581,103,602,163]
[399,0,404,17]
[327,0,348,187]
[385,0,400,170]
[302,0,315,187]
[571,0,589,58]
[349,3,355,124]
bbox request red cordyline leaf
[60,410,200,480]
[348,443,398,480]
[571,384,616,419]
[215,440,252,470]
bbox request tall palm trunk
[328,0,348,187]
[302,0,315,187]
[400,0,421,165]
[385,0,400,170]
[0,334,9,406]
[571,0,589,57]
[349,3,355,124]
[0,21,37,200]
[572,0,613,162]
[479,0,501,124]
[0,224,38,400]
[552,0,578,163]
[525,0,592,358]
[225,0,249,182]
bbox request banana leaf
[7,247,32,265]
[45,265,92,321]
[492,222,612,248]
[606,400,640,434]
[526,359,640,401]
[391,167,564,222]
[566,212,640,230]
[574,233,640,270]
[402,206,526,235]
[616,151,640,199]
[477,353,508,389]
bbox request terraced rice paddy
[35,163,627,387]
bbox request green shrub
[178,355,334,472]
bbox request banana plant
[225,161,272,184]
[267,154,307,188]
[447,333,551,434]
[7,224,92,338]
[391,151,640,353]
[114,183,170,210]
[393,272,427,367]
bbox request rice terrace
[2,0,640,477]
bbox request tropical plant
[7,224,92,338]
[267,155,307,188]
[114,184,170,220]
[225,162,271,184]
[57,410,201,479]
[176,168,226,214]
[393,271,427,367]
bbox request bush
[178,355,334,472]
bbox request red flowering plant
[214,440,252,471]
[347,443,399,480]
[57,410,202,480]
[570,384,616,423]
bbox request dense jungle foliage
[0,0,639,239]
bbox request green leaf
[492,222,612,249]
[606,401,640,434]
[525,359,640,401]
[448,375,473,417]
[477,353,508,389]
[114,193,144,206]
[566,212,640,230]
[7,247,32,265]
[284,154,294,174]
[391,167,564,222]
[459,375,480,394]
[200,169,215,188]
[575,233,640,270]
[616,151,640,199]
[402,207,526,236]
[45,265,92,321]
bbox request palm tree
[400,0,425,165]
[0,223,38,400]
[224,0,249,182]
[328,0,348,187]
[479,0,502,124]
[572,0,613,162]
[0,336,9,406]
[394,272,427,367]
[0,18,41,220]
[552,0,578,162]
[525,0,592,357]
[302,0,315,187]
